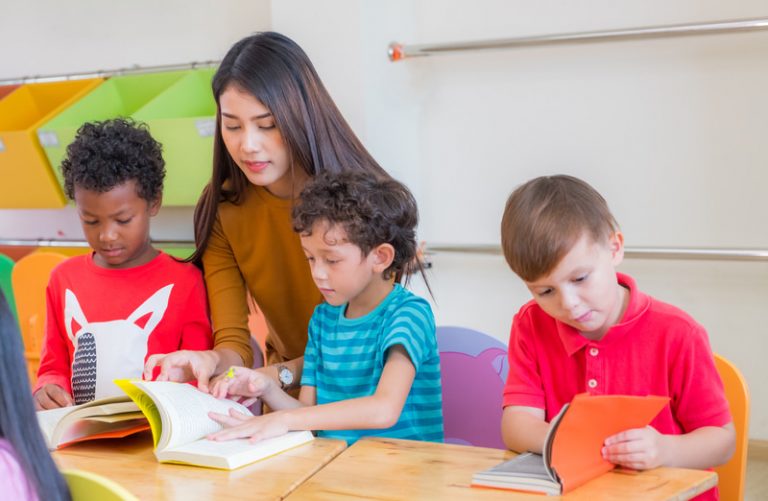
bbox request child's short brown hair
[500,175,619,281]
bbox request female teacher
[144,32,388,391]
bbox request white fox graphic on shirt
[64,284,173,403]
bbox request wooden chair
[713,353,750,501]
[437,326,509,449]
[63,469,138,501]
[11,252,68,384]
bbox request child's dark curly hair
[60,117,165,202]
[293,171,423,283]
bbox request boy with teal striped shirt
[208,172,443,444]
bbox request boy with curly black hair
[206,171,443,445]
[34,118,213,409]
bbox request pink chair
[437,326,509,449]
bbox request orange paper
[57,423,150,450]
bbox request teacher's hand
[143,349,221,392]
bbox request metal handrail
[0,60,219,87]
[0,239,191,248]
[2,238,768,262]
[388,17,768,61]
[426,244,768,262]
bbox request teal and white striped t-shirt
[301,284,443,444]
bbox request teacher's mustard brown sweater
[203,184,323,368]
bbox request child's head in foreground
[292,171,422,308]
[0,291,70,500]
[61,118,165,270]
[501,175,627,339]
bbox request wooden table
[53,431,346,500]
[287,437,718,500]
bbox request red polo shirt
[504,273,731,499]
[503,272,731,435]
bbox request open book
[472,393,669,495]
[115,380,315,470]
[36,395,149,450]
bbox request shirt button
[589,347,599,357]
[588,379,598,388]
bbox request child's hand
[207,409,289,443]
[33,384,74,410]
[602,426,669,470]
[210,366,275,405]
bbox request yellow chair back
[34,246,91,257]
[11,252,68,384]
[63,469,138,501]
[713,353,750,501]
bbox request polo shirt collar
[557,272,651,356]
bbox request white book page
[85,411,146,423]
[36,395,134,428]
[163,431,314,469]
[544,402,569,483]
[37,406,81,447]
[132,381,251,451]
[68,401,139,417]
[36,396,138,449]
[172,437,267,458]
[478,452,551,480]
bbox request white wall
[0,1,271,77]
[1,0,765,439]
[0,0,272,241]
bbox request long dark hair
[0,291,70,501]
[190,31,389,264]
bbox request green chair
[0,253,17,322]
[63,469,138,501]
[161,247,196,260]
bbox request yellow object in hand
[225,367,236,379]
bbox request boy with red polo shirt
[499,175,734,499]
